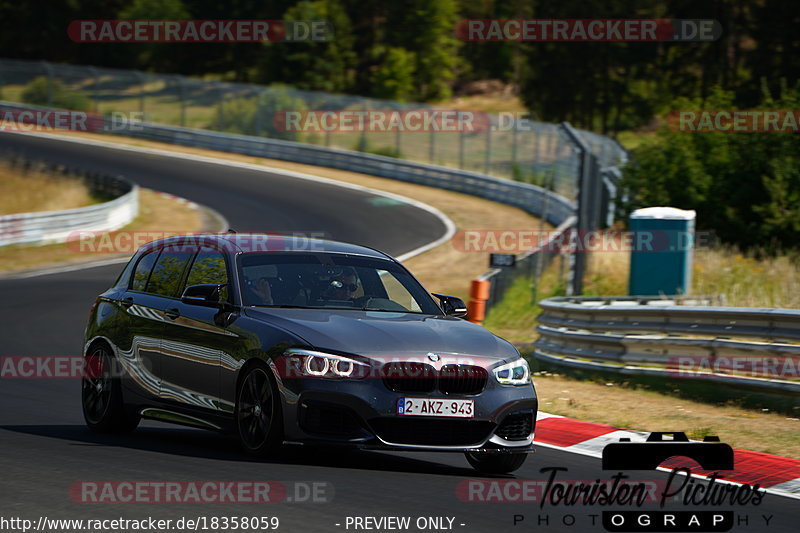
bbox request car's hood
[244,308,518,363]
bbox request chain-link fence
[0,58,626,204]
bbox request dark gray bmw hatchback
[83,233,537,473]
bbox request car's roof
[140,233,393,260]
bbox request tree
[259,0,357,93]
[404,0,461,101]
[622,85,800,251]
[369,47,416,101]
[118,0,191,72]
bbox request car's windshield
[238,252,442,315]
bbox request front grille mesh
[439,364,488,395]
[381,362,437,393]
[495,410,534,441]
[381,362,487,395]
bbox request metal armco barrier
[119,121,577,226]
[533,296,800,394]
[0,99,577,244]
[0,156,138,247]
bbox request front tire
[81,344,139,433]
[465,451,527,474]
[235,364,283,456]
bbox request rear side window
[185,248,229,301]
[130,250,160,292]
[146,247,195,297]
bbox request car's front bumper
[271,362,538,452]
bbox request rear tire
[81,344,139,433]
[465,451,527,474]
[235,364,283,457]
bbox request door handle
[164,308,181,320]
[121,297,134,309]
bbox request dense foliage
[1,0,797,133]
[622,85,800,250]
[2,0,798,248]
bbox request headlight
[493,358,530,386]
[283,349,370,379]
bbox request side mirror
[432,293,468,318]
[181,284,226,307]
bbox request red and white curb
[533,412,800,499]
[153,189,200,210]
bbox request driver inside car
[325,267,359,302]
[246,276,273,305]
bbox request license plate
[397,397,474,418]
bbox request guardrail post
[467,279,491,324]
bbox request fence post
[357,99,368,152]
[41,61,54,107]
[511,118,518,170]
[429,126,436,163]
[217,82,225,131]
[484,124,492,174]
[254,86,264,137]
[135,71,147,118]
[88,67,99,112]
[176,76,186,128]
[559,122,602,296]
[532,173,554,304]
[459,129,465,169]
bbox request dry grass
[444,94,527,114]
[0,161,95,214]
[483,257,567,342]
[534,371,800,459]
[582,237,800,309]
[693,248,800,308]
[0,189,204,273]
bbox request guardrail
[1,58,632,195]
[473,122,628,315]
[120,120,578,228]
[0,100,576,232]
[0,156,138,247]
[532,296,800,395]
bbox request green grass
[483,257,568,343]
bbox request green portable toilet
[628,207,695,296]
